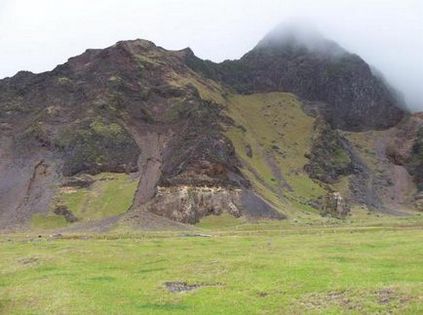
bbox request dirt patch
[18,256,39,265]
[164,282,201,293]
[300,288,413,311]
[301,290,361,311]
[265,154,292,192]
[257,291,269,297]
[123,210,193,231]
[163,281,223,293]
[178,233,212,238]
[375,288,396,304]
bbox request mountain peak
[112,38,158,52]
[257,22,346,57]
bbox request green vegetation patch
[196,213,247,229]
[55,173,138,221]
[31,214,68,230]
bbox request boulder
[53,206,78,222]
[321,192,349,218]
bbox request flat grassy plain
[1,214,422,314]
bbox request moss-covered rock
[305,123,354,183]
[56,118,139,176]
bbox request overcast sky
[1,0,422,109]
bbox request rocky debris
[18,256,39,265]
[238,190,285,219]
[245,144,253,158]
[53,206,78,222]
[123,210,193,231]
[0,122,12,131]
[414,191,423,211]
[375,288,396,305]
[265,154,293,192]
[321,192,349,218]
[62,174,95,188]
[405,126,423,190]
[164,282,201,293]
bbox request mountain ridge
[0,27,420,231]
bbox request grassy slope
[1,216,422,314]
[225,93,325,218]
[31,173,138,229]
[58,173,138,220]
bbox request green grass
[55,173,138,221]
[1,216,422,314]
[196,213,247,230]
[31,214,68,230]
[225,93,326,217]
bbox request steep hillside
[224,93,325,216]
[0,27,418,231]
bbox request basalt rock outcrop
[321,192,350,218]
[304,121,355,183]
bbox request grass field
[1,214,422,314]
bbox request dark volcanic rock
[406,126,423,190]
[57,118,140,176]
[305,122,355,183]
[54,206,78,223]
[186,26,406,131]
[62,174,95,188]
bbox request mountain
[0,26,420,231]
[186,25,406,131]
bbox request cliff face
[0,28,416,231]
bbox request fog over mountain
[1,0,422,109]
